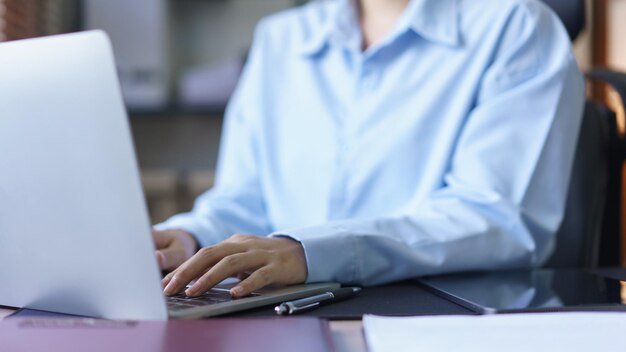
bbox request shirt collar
[299,0,358,56]
[300,0,461,57]
[403,0,461,47]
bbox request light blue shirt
[157,0,585,285]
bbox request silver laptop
[0,31,338,321]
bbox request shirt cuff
[270,224,359,283]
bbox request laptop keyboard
[166,288,259,311]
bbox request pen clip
[289,301,320,314]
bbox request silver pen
[275,287,362,315]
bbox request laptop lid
[0,31,341,321]
[0,31,168,320]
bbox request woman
[153,0,584,298]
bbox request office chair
[541,0,626,268]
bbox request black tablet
[419,269,626,314]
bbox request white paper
[363,312,626,352]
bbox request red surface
[0,317,335,352]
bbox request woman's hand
[162,234,308,298]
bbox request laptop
[0,31,338,321]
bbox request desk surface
[0,306,367,352]
[0,280,461,352]
[2,268,625,352]
[229,279,473,319]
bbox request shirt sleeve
[272,4,586,285]
[154,22,272,247]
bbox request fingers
[185,252,266,297]
[162,235,308,298]
[236,272,250,281]
[162,271,175,288]
[231,266,275,298]
[163,242,244,295]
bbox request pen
[275,287,362,315]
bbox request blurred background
[0,0,624,226]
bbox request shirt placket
[327,51,379,220]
